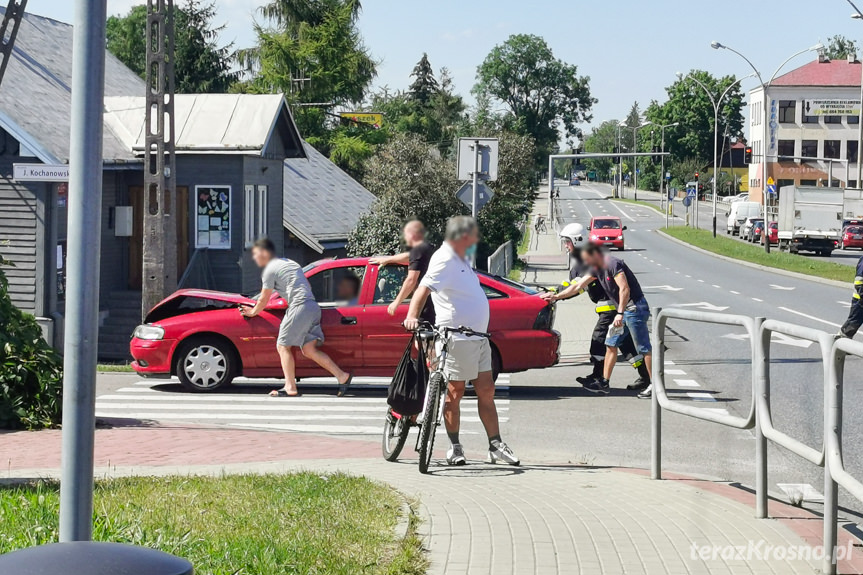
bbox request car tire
[175,336,236,392]
[618,243,625,251]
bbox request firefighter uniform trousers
[841,271,863,338]
[590,300,651,381]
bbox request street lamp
[712,40,824,253]
[849,1,863,190]
[658,122,679,228]
[616,122,627,198]
[677,70,756,237]
[628,121,653,201]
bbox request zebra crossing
[95,374,512,436]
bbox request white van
[726,201,761,235]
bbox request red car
[761,222,778,246]
[840,225,863,250]
[588,216,626,250]
[130,258,561,392]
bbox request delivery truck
[777,185,843,256]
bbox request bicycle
[534,215,547,235]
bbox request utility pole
[59,0,108,541]
[471,139,480,267]
[0,0,27,89]
[142,0,177,318]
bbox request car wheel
[618,243,625,251]
[175,337,236,392]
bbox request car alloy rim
[184,345,226,388]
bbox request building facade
[748,54,863,203]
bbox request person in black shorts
[370,220,436,322]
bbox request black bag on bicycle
[386,334,428,416]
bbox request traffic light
[744,147,753,164]
[694,171,700,181]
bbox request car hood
[593,229,622,236]
[144,289,255,323]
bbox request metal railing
[650,306,860,574]
[487,241,514,278]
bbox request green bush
[0,256,63,429]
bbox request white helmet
[559,222,587,248]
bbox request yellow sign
[340,112,383,129]
[767,177,774,186]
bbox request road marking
[96,395,510,407]
[228,423,382,434]
[685,392,717,402]
[770,284,796,291]
[672,302,729,312]
[609,201,637,221]
[722,332,813,348]
[664,369,686,375]
[778,307,842,328]
[643,285,684,292]
[711,284,721,288]
[776,483,824,503]
[703,408,729,416]
[838,300,852,308]
[697,279,705,283]
[664,359,675,365]
[674,379,700,388]
[730,290,740,295]
[752,298,763,302]
[94,411,505,424]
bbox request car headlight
[133,324,165,341]
[590,234,599,240]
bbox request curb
[394,495,415,541]
[656,230,850,289]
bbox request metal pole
[662,128,669,229]
[712,103,720,237]
[858,51,863,189]
[633,128,638,202]
[471,139,479,267]
[59,0,108,542]
[753,316,768,519]
[547,155,553,219]
[763,88,771,253]
[651,306,662,480]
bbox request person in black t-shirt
[370,220,436,322]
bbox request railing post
[823,337,842,575]
[651,307,663,480]
[754,317,768,519]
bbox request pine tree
[408,53,438,105]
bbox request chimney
[819,53,830,63]
[850,53,859,64]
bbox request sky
[25,0,863,137]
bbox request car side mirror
[266,298,288,311]
[586,226,591,230]
[725,212,730,217]
[622,226,628,231]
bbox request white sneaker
[446,444,467,466]
[488,442,520,466]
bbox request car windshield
[480,272,539,295]
[847,227,862,234]
[593,219,621,230]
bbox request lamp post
[617,122,626,198]
[628,121,653,201]
[677,71,755,237]
[658,122,679,227]
[849,1,863,189]
[712,41,824,253]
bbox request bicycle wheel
[382,407,411,462]
[418,372,444,474]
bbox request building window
[196,185,231,249]
[825,115,842,124]
[778,100,796,123]
[801,140,818,158]
[850,141,860,163]
[802,105,818,123]
[825,140,841,159]
[777,140,795,159]
[800,179,817,186]
[244,184,268,248]
[850,115,860,125]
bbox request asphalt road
[509,181,863,517]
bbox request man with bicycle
[404,216,520,466]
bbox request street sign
[13,163,69,182]
[340,112,383,128]
[665,171,671,180]
[457,138,499,181]
[804,98,862,117]
[686,187,696,198]
[683,196,692,208]
[456,181,494,212]
[766,177,776,196]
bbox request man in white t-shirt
[404,216,519,466]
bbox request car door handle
[341,316,358,325]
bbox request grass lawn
[507,217,532,281]
[0,473,426,575]
[662,226,855,283]
[97,363,134,373]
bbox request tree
[106,1,238,93]
[582,120,621,181]
[473,34,596,163]
[826,35,859,60]
[408,53,438,105]
[259,0,362,29]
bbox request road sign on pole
[766,176,777,197]
[456,181,495,213]
[457,137,499,182]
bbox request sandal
[336,374,353,397]
[270,388,302,398]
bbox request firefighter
[840,256,863,338]
[554,223,650,395]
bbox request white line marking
[664,369,686,375]
[685,275,691,278]
[698,279,705,283]
[778,307,842,328]
[838,300,852,308]
[228,423,381,434]
[95,395,510,407]
[95,411,505,424]
[674,379,700,388]
[685,392,717,402]
[609,201,637,221]
[730,290,740,295]
[752,298,763,302]
[770,284,796,291]
[703,408,729,416]
[712,284,721,288]
[664,360,675,365]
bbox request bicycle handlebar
[407,321,490,339]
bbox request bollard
[0,542,193,574]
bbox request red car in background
[839,225,863,250]
[588,216,626,251]
[130,258,561,392]
[761,222,778,246]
